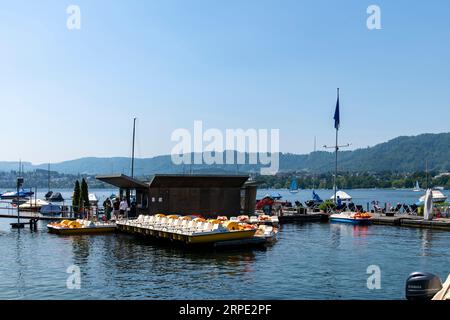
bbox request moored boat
[117,214,263,245]
[19,199,49,212]
[329,212,372,225]
[418,189,447,203]
[0,189,34,200]
[254,224,278,243]
[47,219,116,235]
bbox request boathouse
[96,174,257,217]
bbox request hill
[1,133,449,175]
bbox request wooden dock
[279,212,327,223]
[371,213,450,230]
[0,213,72,221]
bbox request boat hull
[47,225,116,235]
[186,230,257,244]
[330,217,372,225]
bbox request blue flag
[334,91,340,130]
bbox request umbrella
[423,188,433,221]
[330,190,352,201]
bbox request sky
[0,0,449,164]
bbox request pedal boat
[117,215,257,244]
[183,220,257,244]
[47,219,116,235]
[329,212,372,225]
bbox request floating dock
[371,213,450,230]
[116,219,270,248]
[278,212,326,223]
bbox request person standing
[119,198,129,219]
[103,198,112,221]
[112,197,120,220]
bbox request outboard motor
[405,272,442,300]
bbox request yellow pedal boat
[47,219,116,235]
[186,228,257,244]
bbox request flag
[334,89,340,129]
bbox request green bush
[319,200,336,212]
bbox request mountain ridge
[1,133,449,175]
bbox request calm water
[0,188,449,300]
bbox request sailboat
[413,181,421,192]
[289,180,299,194]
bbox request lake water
[0,188,449,300]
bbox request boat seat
[195,222,205,231]
[212,224,226,232]
[202,222,213,232]
[182,221,198,234]
[175,220,190,233]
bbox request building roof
[147,174,249,188]
[95,174,149,189]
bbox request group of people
[102,197,133,221]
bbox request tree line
[255,171,450,190]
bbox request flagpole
[131,117,136,178]
[334,88,339,205]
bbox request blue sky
[0,0,449,163]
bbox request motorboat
[329,212,372,225]
[41,204,63,216]
[44,191,53,200]
[47,219,116,235]
[48,192,64,202]
[19,199,50,211]
[418,189,447,203]
[0,189,34,199]
[405,271,446,301]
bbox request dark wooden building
[96,174,257,217]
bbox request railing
[0,203,101,220]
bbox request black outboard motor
[405,272,442,300]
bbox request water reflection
[15,231,25,299]
[330,223,370,238]
[420,228,433,257]
[70,235,91,266]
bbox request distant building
[434,172,450,179]
[96,174,257,217]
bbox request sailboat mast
[48,163,50,192]
[131,117,136,178]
